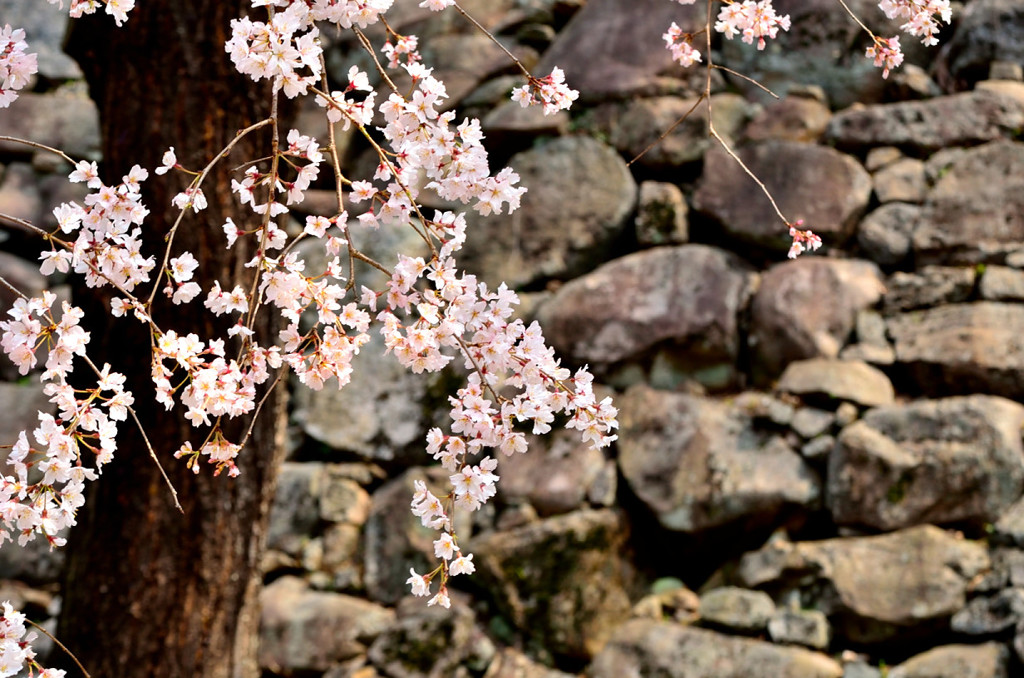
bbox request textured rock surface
[937,0,1024,89]
[750,258,885,381]
[468,509,633,660]
[461,135,636,288]
[776,358,895,408]
[856,202,920,266]
[826,91,1024,153]
[915,141,1024,264]
[589,621,843,678]
[0,89,100,160]
[617,385,819,533]
[537,245,752,377]
[694,141,872,250]
[534,0,699,101]
[589,94,750,170]
[828,396,1024,530]
[699,587,776,633]
[737,526,990,643]
[883,266,976,313]
[259,576,394,673]
[887,303,1024,399]
[293,332,428,465]
[888,643,1009,678]
[496,428,607,517]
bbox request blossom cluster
[878,0,951,47]
[715,0,792,50]
[663,22,702,68]
[661,0,950,82]
[0,0,958,669]
[0,601,64,678]
[660,0,792,69]
[787,221,823,259]
[43,0,134,26]
[0,291,127,550]
[48,161,155,290]
[0,25,36,108]
[510,67,579,115]
[226,2,322,99]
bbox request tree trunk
[57,3,285,677]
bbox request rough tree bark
[56,3,286,677]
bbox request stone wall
[3,1,1024,677]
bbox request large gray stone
[694,141,871,251]
[750,258,885,382]
[468,509,633,660]
[536,245,752,381]
[776,358,895,408]
[826,91,1024,154]
[715,0,892,109]
[936,0,1024,90]
[496,428,606,517]
[0,88,100,160]
[737,526,990,643]
[589,620,842,678]
[828,396,1024,530]
[259,576,394,674]
[980,266,1024,302]
[887,303,1024,399]
[589,94,751,170]
[293,331,428,464]
[699,587,775,633]
[616,385,819,533]
[461,135,636,289]
[768,608,831,650]
[743,94,832,143]
[951,589,1024,635]
[856,202,920,266]
[914,141,1024,264]
[0,164,43,226]
[889,643,1009,678]
[883,266,975,314]
[0,0,81,80]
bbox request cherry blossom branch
[0,213,165,333]
[146,117,275,309]
[242,96,280,333]
[79,354,182,513]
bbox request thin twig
[451,2,531,79]
[236,369,285,451]
[318,53,359,293]
[627,94,706,167]
[0,212,52,239]
[703,0,791,226]
[243,97,281,334]
[27,619,91,678]
[0,136,74,164]
[0,273,29,303]
[712,65,781,98]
